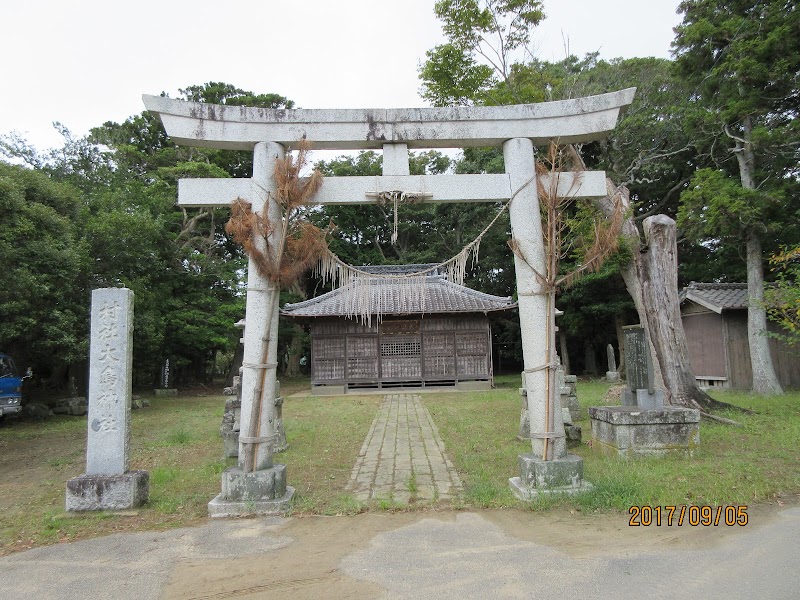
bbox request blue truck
[0,353,28,418]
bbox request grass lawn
[426,378,800,510]
[1,376,798,554]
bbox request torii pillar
[144,89,635,512]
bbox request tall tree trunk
[734,115,783,395]
[746,233,783,394]
[637,215,726,410]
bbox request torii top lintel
[142,88,636,151]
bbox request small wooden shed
[281,266,516,394]
[679,282,800,389]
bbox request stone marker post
[606,343,620,382]
[621,325,664,409]
[590,325,699,457]
[66,288,149,511]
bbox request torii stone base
[509,454,593,500]
[208,465,294,517]
[66,471,149,512]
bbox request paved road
[1,506,798,599]
[346,394,462,503]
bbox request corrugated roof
[282,274,516,318]
[679,282,749,313]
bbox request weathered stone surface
[86,288,133,477]
[53,397,88,416]
[143,89,637,152]
[221,430,239,458]
[208,466,294,517]
[65,471,149,511]
[220,466,286,501]
[624,326,651,391]
[509,454,592,500]
[208,486,294,518]
[507,138,566,461]
[345,394,462,503]
[273,396,287,453]
[589,406,700,457]
[565,425,582,448]
[67,287,149,513]
[607,343,617,372]
[559,370,581,421]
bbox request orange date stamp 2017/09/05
[628,505,748,526]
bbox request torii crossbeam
[144,88,635,513]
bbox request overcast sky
[1,0,682,151]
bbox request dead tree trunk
[593,179,666,392]
[637,215,727,410]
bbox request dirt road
[1,504,797,599]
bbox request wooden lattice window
[381,341,421,357]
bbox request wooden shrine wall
[310,315,493,389]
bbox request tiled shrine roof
[281,266,516,318]
[680,282,749,313]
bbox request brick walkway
[346,394,463,503]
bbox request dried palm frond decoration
[509,142,624,461]
[225,140,328,288]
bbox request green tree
[764,245,800,347]
[0,163,88,385]
[421,0,545,105]
[0,82,290,389]
[673,0,800,394]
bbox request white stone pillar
[383,143,410,176]
[66,287,148,511]
[503,138,566,460]
[238,141,284,471]
[86,288,134,475]
[209,142,294,517]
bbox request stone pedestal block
[565,424,582,448]
[66,471,149,511]
[208,465,294,517]
[509,454,592,500]
[221,430,239,458]
[622,388,665,410]
[153,389,178,397]
[589,406,700,457]
[606,371,620,383]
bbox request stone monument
[620,326,663,409]
[66,288,149,511]
[154,358,178,396]
[606,343,620,383]
[589,324,700,457]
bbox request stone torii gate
[144,89,635,514]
